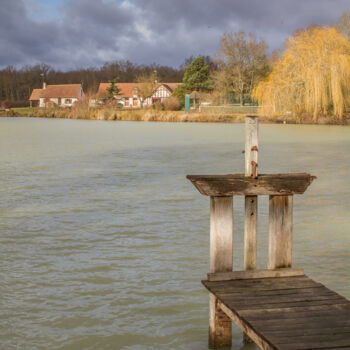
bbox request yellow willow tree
[253,26,350,121]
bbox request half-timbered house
[94,82,181,108]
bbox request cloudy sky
[1,0,349,70]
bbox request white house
[94,82,180,108]
[29,83,84,107]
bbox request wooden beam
[210,197,233,273]
[209,196,233,348]
[217,300,276,350]
[244,116,259,271]
[245,116,259,176]
[268,195,293,269]
[244,195,257,270]
[207,268,304,282]
[186,173,316,197]
[243,116,258,343]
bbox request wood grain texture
[210,197,233,273]
[209,196,233,347]
[245,116,259,176]
[244,195,257,270]
[268,195,293,269]
[186,173,316,196]
[202,275,350,350]
[207,268,304,282]
[243,114,259,343]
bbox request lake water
[1,117,349,350]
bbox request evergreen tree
[106,78,122,99]
[182,56,211,92]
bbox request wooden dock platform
[186,116,350,349]
[203,272,350,350]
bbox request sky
[1,0,349,71]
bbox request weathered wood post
[244,116,258,270]
[209,196,233,347]
[243,116,258,344]
[268,195,293,269]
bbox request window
[65,98,72,104]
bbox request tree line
[0,61,184,106]
[173,11,350,121]
[2,10,350,121]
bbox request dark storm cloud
[0,0,349,70]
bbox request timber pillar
[209,196,233,347]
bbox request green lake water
[0,117,349,349]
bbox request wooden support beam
[245,116,259,176]
[209,196,233,348]
[210,197,233,273]
[186,173,316,197]
[244,117,258,271]
[268,195,293,269]
[244,116,258,343]
[244,195,257,270]
[217,301,275,350]
[207,268,304,282]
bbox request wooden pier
[187,116,350,349]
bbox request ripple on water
[0,119,349,349]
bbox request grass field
[11,107,38,115]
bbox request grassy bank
[2,107,349,125]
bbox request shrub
[1,100,11,108]
[163,96,181,111]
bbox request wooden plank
[204,275,319,289]
[208,196,233,348]
[207,268,304,281]
[217,301,276,350]
[226,293,345,306]
[262,326,350,337]
[239,303,350,317]
[276,338,350,350]
[273,333,350,344]
[268,195,293,269]
[216,287,337,299]
[251,315,350,327]
[217,286,337,299]
[244,195,258,270]
[186,173,316,196]
[210,197,233,273]
[260,319,350,332]
[235,299,349,311]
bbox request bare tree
[214,31,269,105]
[136,71,158,108]
[336,11,350,40]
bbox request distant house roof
[97,82,181,98]
[29,84,82,100]
[29,88,42,100]
[162,83,181,93]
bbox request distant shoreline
[1,108,348,125]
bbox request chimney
[43,82,47,89]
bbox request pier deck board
[202,275,350,350]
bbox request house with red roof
[94,82,181,108]
[29,83,84,107]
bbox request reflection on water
[0,118,349,349]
